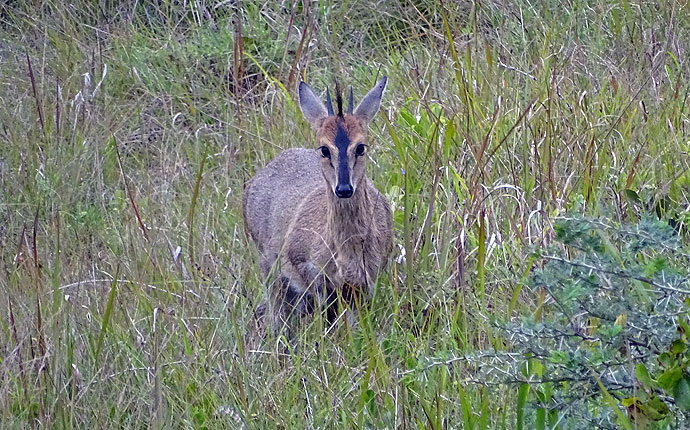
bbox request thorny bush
[509,216,690,428]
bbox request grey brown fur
[243,77,392,332]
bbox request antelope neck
[326,182,371,246]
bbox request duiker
[243,77,392,332]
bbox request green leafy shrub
[508,216,690,428]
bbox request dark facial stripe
[334,122,351,186]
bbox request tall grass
[1,0,689,428]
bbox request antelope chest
[327,236,379,292]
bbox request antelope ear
[299,82,328,130]
[354,76,387,124]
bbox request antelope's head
[298,77,387,199]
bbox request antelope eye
[355,144,366,156]
[320,146,331,158]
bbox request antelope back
[242,148,322,257]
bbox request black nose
[335,183,353,198]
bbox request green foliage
[507,216,690,428]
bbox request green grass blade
[516,383,529,430]
[94,270,119,365]
[594,373,633,430]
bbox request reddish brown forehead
[316,115,365,144]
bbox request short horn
[347,86,354,114]
[326,87,334,116]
